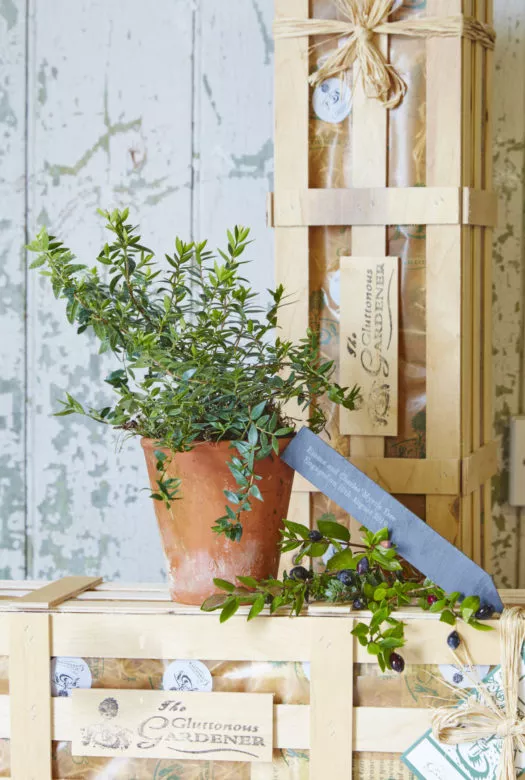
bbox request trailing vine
[203,517,495,673]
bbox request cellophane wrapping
[0,653,494,778]
[308,0,428,526]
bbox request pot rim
[141,434,296,452]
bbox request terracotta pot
[141,437,295,605]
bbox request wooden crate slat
[345,30,388,541]
[12,575,103,609]
[425,0,465,546]
[9,613,52,779]
[292,456,461,495]
[310,618,354,778]
[274,0,309,424]
[270,187,497,227]
[482,0,495,572]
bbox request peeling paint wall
[491,1,525,587]
[0,1,523,584]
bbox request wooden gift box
[271,0,497,570]
[0,576,521,779]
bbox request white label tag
[51,657,92,697]
[439,664,491,690]
[313,78,352,124]
[162,660,213,692]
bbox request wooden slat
[310,618,353,779]
[462,440,498,496]
[463,187,498,228]
[270,187,497,227]
[274,0,309,424]
[292,456,460,495]
[346,33,388,526]
[471,0,485,565]
[13,575,103,609]
[460,0,475,559]
[425,0,464,545]
[279,491,310,577]
[482,0,495,572]
[9,613,52,779]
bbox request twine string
[274,0,496,108]
[431,607,525,780]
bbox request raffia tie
[432,608,525,780]
[274,0,496,109]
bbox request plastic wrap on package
[0,653,495,777]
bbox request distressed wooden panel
[25,0,194,580]
[0,0,27,578]
[196,0,274,301]
[491,0,525,587]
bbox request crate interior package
[0,578,522,779]
[272,0,498,568]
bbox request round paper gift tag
[313,78,352,124]
[51,657,92,697]
[162,660,213,692]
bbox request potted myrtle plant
[28,209,358,604]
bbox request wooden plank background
[0,0,524,585]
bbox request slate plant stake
[204,518,495,673]
[27,209,359,602]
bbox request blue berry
[336,570,355,587]
[453,672,463,684]
[290,566,310,581]
[447,630,461,650]
[308,529,323,542]
[352,598,366,610]
[356,558,369,575]
[474,604,494,620]
[390,652,405,673]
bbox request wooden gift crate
[272,0,497,569]
[0,577,522,779]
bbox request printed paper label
[313,77,352,124]
[51,657,92,697]
[162,660,213,692]
[72,689,273,763]
[340,256,399,436]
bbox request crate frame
[272,0,497,569]
[0,577,522,779]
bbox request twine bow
[274,0,496,109]
[432,608,525,780]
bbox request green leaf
[326,549,357,571]
[248,595,265,621]
[236,576,259,589]
[220,597,240,623]
[283,520,310,540]
[251,401,266,421]
[213,578,236,593]
[224,490,240,504]
[317,519,350,542]
[307,542,329,558]
[248,424,258,446]
[461,596,480,612]
[249,484,263,501]
[351,622,369,637]
[468,619,495,632]
[200,594,228,612]
[29,256,47,269]
[367,642,380,656]
[439,610,457,626]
